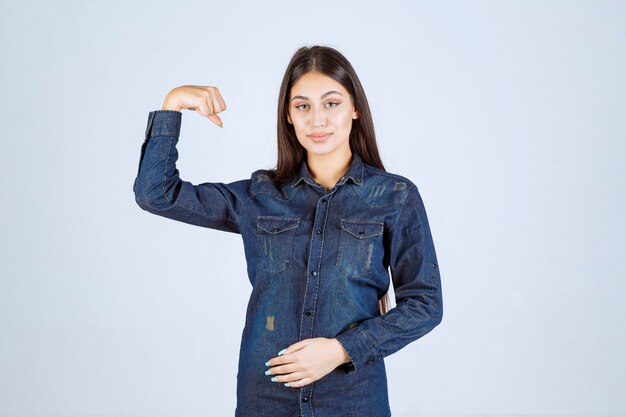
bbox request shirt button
[302,397,309,403]
[305,310,312,316]
[316,230,321,235]
[321,199,327,203]
[311,271,317,276]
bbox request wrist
[333,338,350,365]
[162,93,182,112]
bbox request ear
[353,109,359,119]
[287,114,292,124]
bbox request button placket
[298,192,334,416]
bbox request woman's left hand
[265,337,350,388]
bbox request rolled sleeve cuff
[145,109,182,140]
[335,326,375,374]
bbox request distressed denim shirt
[133,110,443,417]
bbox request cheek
[333,111,353,128]
[292,120,308,142]
[293,120,306,135]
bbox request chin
[304,143,337,153]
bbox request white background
[1,1,624,416]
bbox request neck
[307,149,353,192]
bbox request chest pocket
[336,219,384,279]
[256,216,300,276]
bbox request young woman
[133,45,443,417]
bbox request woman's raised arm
[133,86,251,234]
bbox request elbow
[134,188,168,213]
[431,276,443,327]
[134,192,154,212]
[133,178,163,212]
[431,300,443,328]
[134,175,182,212]
[425,294,443,330]
[133,176,175,212]
[432,311,443,328]
[420,310,442,338]
[433,291,443,326]
[133,177,152,211]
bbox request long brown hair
[267,44,391,316]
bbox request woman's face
[287,71,359,158]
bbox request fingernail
[278,348,286,356]
[284,382,290,387]
[219,122,224,128]
[265,361,271,366]
[271,377,278,382]
[264,369,272,376]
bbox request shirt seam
[389,183,416,233]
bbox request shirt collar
[290,151,364,188]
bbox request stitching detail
[162,135,174,205]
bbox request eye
[294,102,340,111]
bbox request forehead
[290,72,347,98]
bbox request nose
[312,105,325,127]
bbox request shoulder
[362,163,418,189]
[248,168,295,199]
[359,163,418,206]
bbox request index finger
[212,88,227,112]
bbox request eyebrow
[291,90,344,102]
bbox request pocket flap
[257,216,300,234]
[340,219,384,239]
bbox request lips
[309,133,332,142]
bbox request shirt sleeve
[334,183,443,373]
[133,110,251,234]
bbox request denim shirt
[133,110,443,417]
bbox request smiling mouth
[309,133,332,142]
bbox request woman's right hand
[161,85,227,127]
